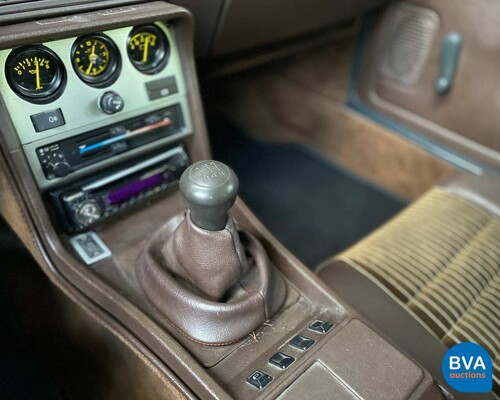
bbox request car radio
[50,146,188,232]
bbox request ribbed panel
[377,3,439,85]
[337,188,499,393]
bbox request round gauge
[71,34,120,87]
[127,25,170,74]
[5,45,66,104]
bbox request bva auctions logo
[442,342,493,393]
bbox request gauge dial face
[5,46,66,103]
[127,25,169,74]
[72,34,120,86]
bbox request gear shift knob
[179,160,239,231]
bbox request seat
[317,174,500,399]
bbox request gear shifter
[164,161,249,301]
[136,160,286,344]
[179,160,238,231]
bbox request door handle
[434,32,463,95]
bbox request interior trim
[347,14,500,178]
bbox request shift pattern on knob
[179,160,238,231]
[191,161,231,187]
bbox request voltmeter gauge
[127,25,169,74]
[71,34,120,87]
[5,45,66,104]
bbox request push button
[30,108,65,132]
[289,335,315,351]
[145,76,178,100]
[109,125,127,136]
[269,352,295,369]
[246,371,272,389]
[308,320,334,334]
[144,114,163,125]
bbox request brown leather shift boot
[136,211,287,344]
[136,160,287,344]
[163,211,249,301]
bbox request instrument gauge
[71,34,120,87]
[5,45,66,104]
[127,25,170,74]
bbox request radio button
[74,200,103,227]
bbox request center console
[0,2,446,399]
[0,4,194,234]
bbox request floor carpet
[209,117,408,268]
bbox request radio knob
[74,200,103,227]
[98,91,125,114]
[48,160,71,178]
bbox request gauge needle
[86,45,96,75]
[35,58,42,90]
[142,37,150,63]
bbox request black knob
[179,160,238,231]
[48,160,71,178]
[98,91,125,114]
[74,199,103,227]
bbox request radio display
[105,171,166,205]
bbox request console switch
[31,108,65,132]
[146,76,178,100]
[269,352,295,370]
[289,335,315,351]
[246,371,272,389]
[309,320,334,334]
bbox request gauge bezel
[71,33,121,88]
[127,24,170,75]
[5,45,66,105]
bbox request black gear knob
[179,160,239,231]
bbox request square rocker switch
[308,320,334,334]
[31,108,65,132]
[246,371,272,389]
[289,335,315,351]
[269,352,295,370]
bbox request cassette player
[51,146,188,232]
[37,104,184,180]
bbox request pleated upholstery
[336,187,500,394]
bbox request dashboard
[0,20,192,191]
[0,0,390,234]
[0,1,200,234]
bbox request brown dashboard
[0,0,389,59]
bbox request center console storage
[0,2,445,399]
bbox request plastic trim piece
[434,32,463,95]
[69,231,112,265]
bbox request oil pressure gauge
[127,25,170,74]
[5,45,66,104]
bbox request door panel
[354,0,500,171]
